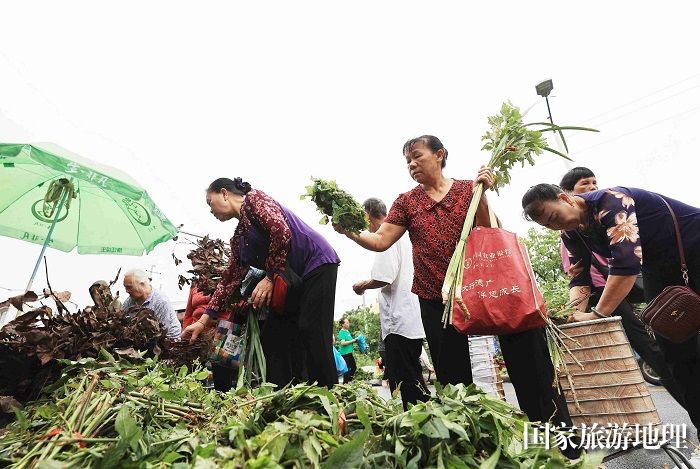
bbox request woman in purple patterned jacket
[182,177,340,388]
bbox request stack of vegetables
[0,356,603,468]
[0,299,167,407]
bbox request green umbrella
[0,142,178,289]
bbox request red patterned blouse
[385,179,486,301]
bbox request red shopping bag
[451,226,547,335]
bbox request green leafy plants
[301,178,368,234]
[0,358,603,468]
[236,309,267,389]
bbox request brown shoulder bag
[640,195,700,343]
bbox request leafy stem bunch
[302,178,368,234]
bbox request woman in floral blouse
[182,177,341,388]
[558,167,686,409]
[335,135,577,438]
[522,183,700,433]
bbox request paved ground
[374,379,698,468]
[598,385,697,468]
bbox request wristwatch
[590,306,608,319]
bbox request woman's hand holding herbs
[182,320,206,344]
[475,165,495,190]
[332,222,349,236]
[333,222,362,242]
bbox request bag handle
[488,203,498,228]
[655,194,689,286]
[573,231,610,278]
[573,231,643,308]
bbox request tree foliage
[521,227,570,311]
[336,306,381,356]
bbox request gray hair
[363,198,387,218]
[124,268,151,285]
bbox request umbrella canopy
[0,142,178,256]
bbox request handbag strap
[655,194,689,286]
[573,231,610,278]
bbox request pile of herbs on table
[0,356,603,468]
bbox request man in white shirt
[352,198,428,409]
[122,269,181,339]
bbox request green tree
[521,227,569,311]
[336,305,381,356]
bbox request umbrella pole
[25,190,69,292]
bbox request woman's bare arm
[594,274,638,315]
[336,222,406,252]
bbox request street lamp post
[535,79,555,125]
[535,78,571,169]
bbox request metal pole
[178,230,205,239]
[25,189,69,292]
[545,96,554,124]
[544,96,572,170]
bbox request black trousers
[384,333,430,410]
[590,287,687,409]
[419,298,473,385]
[261,263,338,388]
[499,328,574,427]
[211,362,235,392]
[342,353,356,383]
[379,350,387,371]
[419,298,573,426]
[643,263,700,432]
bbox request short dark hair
[363,198,387,218]
[559,167,595,192]
[402,135,448,168]
[521,183,563,221]
[207,177,252,195]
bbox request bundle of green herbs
[301,178,368,234]
[235,307,267,389]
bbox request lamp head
[536,79,554,98]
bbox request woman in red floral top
[335,136,577,435]
[182,283,232,330]
[182,177,340,388]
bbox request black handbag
[640,195,700,343]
